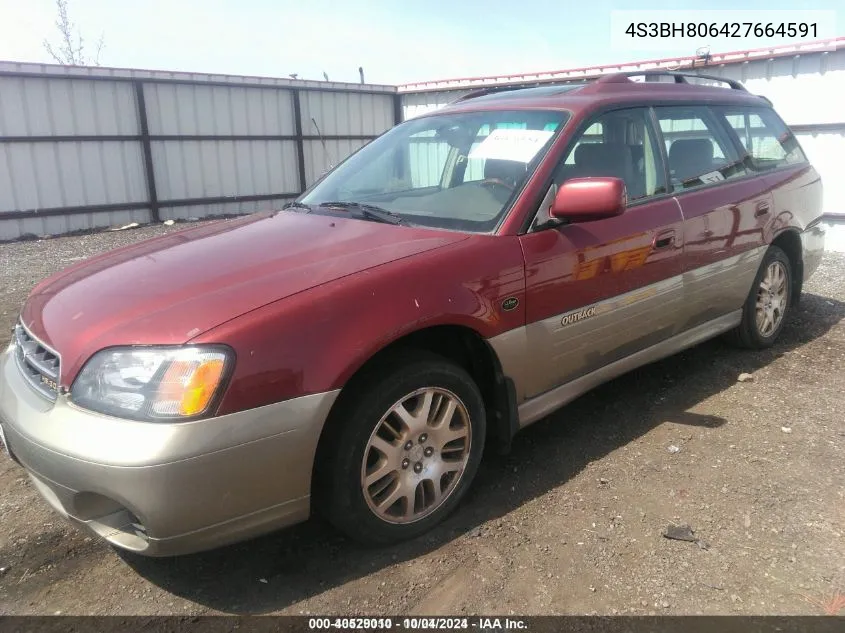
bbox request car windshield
[300,109,569,232]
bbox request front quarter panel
[194,234,527,415]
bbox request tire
[727,245,792,349]
[316,352,486,545]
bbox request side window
[564,122,603,165]
[655,106,746,191]
[716,107,807,171]
[555,108,666,202]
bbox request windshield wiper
[318,201,406,225]
[282,201,314,213]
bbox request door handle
[755,201,771,217]
[653,230,675,250]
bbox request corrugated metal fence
[0,62,398,240]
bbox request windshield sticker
[698,170,726,184]
[469,128,555,163]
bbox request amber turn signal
[157,357,226,416]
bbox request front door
[515,107,685,402]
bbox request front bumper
[0,345,339,556]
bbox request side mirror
[550,177,627,222]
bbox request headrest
[574,143,633,170]
[668,138,715,167]
[483,159,527,185]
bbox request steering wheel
[480,178,515,192]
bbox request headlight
[71,346,233,421]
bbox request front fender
[196,235,526,415]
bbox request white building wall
[711,49,845,217]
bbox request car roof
[437,72,773,116]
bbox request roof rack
[452,82,546,103]
[451,81,589,103]
[448,71,759,106]
[595,71,747,91]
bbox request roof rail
[451,83,545,103]
[596,71,747,91]
[447,71,765,106]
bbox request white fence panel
[144,83,296,136]
[300,91,394,136]
[151,140,300,200]
[0,76,138,136]
[0,141,146,212]
[0,61,398,240]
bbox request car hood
[21,211,468,385]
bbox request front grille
[13,322,61,401]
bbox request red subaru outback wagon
[0,72,825,556]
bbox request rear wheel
[728,246,792,349]
[318,353,486,545]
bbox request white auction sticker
[698,170,726,184]
[469,128,554,163]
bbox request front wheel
[727,245,792,349]
[318,353,486,545]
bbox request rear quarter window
[716,106,807,172]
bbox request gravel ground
[0,221,843,617]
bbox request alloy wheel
[756,260,788,337]
[361,387,472,524]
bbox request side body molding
[489,246,767,428]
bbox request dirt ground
[0,221,843,617]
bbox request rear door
[653,105,774,331]
[515,107,685,402]
[714,104,821,229]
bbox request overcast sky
[1,0,842,85]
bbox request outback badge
[501,297,519,311]
[561,305,597,326]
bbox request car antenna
[311,117,336,174]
